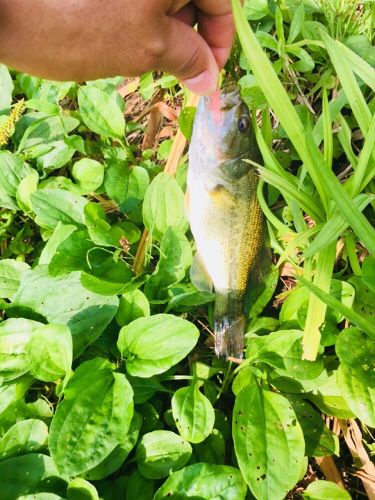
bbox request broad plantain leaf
[0,260,30,300]
[0,453,67,498]
[27,324,72,382]
[0,318,41,381]
[31,188,87,229]
[336,328,375,427]
[172,382,215,444]
[142,173,188,241]
[136,430,192,479]
[233,384,305,499]
[78,86,125,139]
[67,478,99,500]
[0,419,48,460]
[118,314,199,377]
[49,358,133,476]
[11,266,118,357]
[303,480,351,499]
[154,462,247,500]
[105,161,149,212]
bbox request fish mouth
[200,86,241,114]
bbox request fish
[187,87,264,359]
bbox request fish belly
[187,171,263,358]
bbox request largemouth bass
[187,87,264,359]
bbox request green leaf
[247,263,278,318]
[0,65,13,110]
[48,229,94,276]
[321,32,372,137]
[172,382,215,444]
[105,161,149,212]
[144,228,192,301]
[83,411,142,480]
[18,114,79,154]
[233,384,305,499]
[67,478,99,500]
[154,462,247,500]
[349,275,375,322]
[0,151,34,210]
[126,470,154,500]
[287,3,304,44]
[72,158,104,194]
[78,86,125,139]
[37,140,76,171]
[80,272,137,296]
[0,260,29,300]
[178,106,196,140]
[308,371,355,419]
[49,358,133,476]
[0,318,41,382]
[27,324,72,382]
[0,453,67,498]
[135,430,192,479]
[143,173,188,241]
[303,480,351,499]
[84,202,128,248]
[0,419,48,460]
[288,397,339,457]
[16,169,39,212]
[38,223,77,265]
[363,256,375,293]
[246,330,324,381]
[115,289,150,326]
[298,277,375,339]
[31,188,88,229]
[194,428,225,465]
[118,314,199,377]
[336,328,375,427]
[11,266,119,357]
[129,375,169,404]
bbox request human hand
[0,0,234,95]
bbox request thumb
[157,18,219,95]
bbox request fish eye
[238,116,250,133]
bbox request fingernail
[182,71,217,96]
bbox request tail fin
[214,292,245,359]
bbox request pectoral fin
[190,252,213,292]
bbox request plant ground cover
[0,0,374,498]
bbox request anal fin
[190,252,213,292]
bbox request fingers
[164,0,235,93]
[194,0,234,69]
[157,16,219,95]
[172,3,197,25]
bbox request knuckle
[144,37,168,68]
[174,44,202,79]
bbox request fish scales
[187,87,264,359]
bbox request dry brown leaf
[117,77,140,98]
[314,456,346,490]
[133,91,199,274]
[339,419,375,500]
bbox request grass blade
[321,31,372,137]
[299,277,375,340]
[322,87,333,170]
[257,166,323,222]
[302,243,336,360]
[339,41,375,92]
[306,136,375,255]
[232,0,329,212]
[304,193,375,258]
